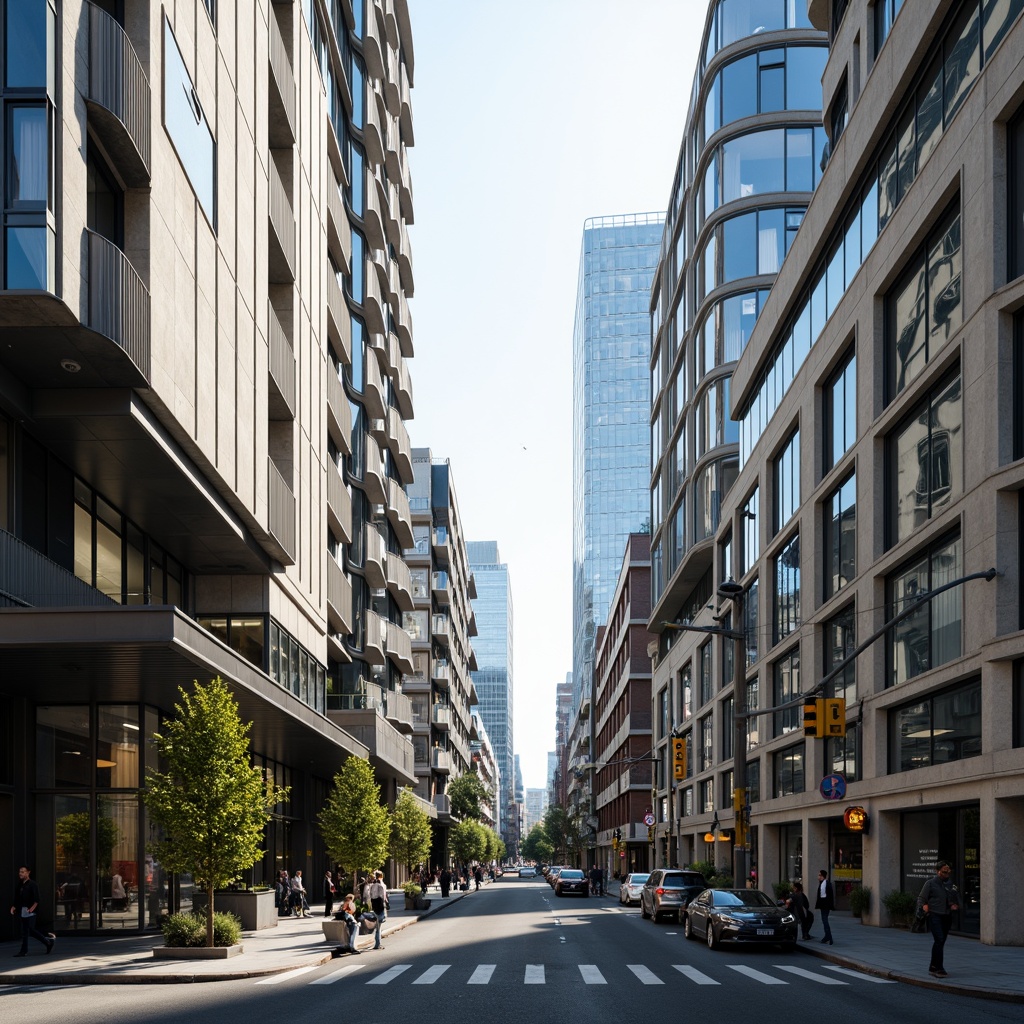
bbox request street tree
[482,826,499,863]
[449,819,487,866]
[318,755,390,884]
[521,824,553,864]
[143,677,287,947]
[390,787,432,876]
[542,806,571,862]
[446,771,491,821]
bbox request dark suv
[640,869,708,922]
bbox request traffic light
[823,698,847,736]
[803,698,824,737]
[671,736,687,780]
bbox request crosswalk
[262,961,897,989]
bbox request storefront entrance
[828,826,862,911]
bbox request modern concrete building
[650,0,1024,945]
[550,672,574,808]
[466,540,514,844]
[0,0,425,934]
[523,787,549,837]
[470,712,499,834]
[572,213,663,716]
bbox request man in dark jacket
[10,866,54,957]
[439,867,452,898]
[815,869,835,944]
[919,861,960,978]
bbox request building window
[700,640,713,707]
[163,17,217,229]
[773,741,805,797]
[694,455,738,542]
[1010,109,1024,281]
[700,778,714,814]
[825,605,856,704]
[828,74,849,149]
[890,678,981,771]
[824,351,856,473]
[700,714,714,772]
[347,228,365,303]
[659,686,669,739]
[198,615,266,670]
[888,532,962,686]
[721,612,734,689]
[886,207,961,398]
[719,769,733,808]
[824,472,856,599]
[722,697,733,760]
[745,576,759,668]
[746,758,761,803]
[1016,314,1024,461]
[1015,660,1024,747]
[682,786,694,817]
[773,532,800,644]
[874,0,905,55]
[679,663,693,723]
[827,722,860,782]
[746,677,760,749]
[888,373,962,546]
[741,487,759,575]
[773,646,800,737]
[774,429,800,533]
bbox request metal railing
[267,457,296,561]
[327,462,352,543]
[268,302,295,418]
[385,687,412,729]
[0,530,115,608]
[327,369,352,452]
[327,556,352,633]
[268,11,296,141]
[269,158,295,279]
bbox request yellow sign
[843,805,869,832]
[672,737,687,780]
[823,698,846,736]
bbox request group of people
[275,869,312,917]
[332,870,389,955]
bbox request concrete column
[986,794,1024,945]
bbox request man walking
[815,869,834,945]
[10,866,54,957]
[290,868,309,917]
[919,860,960,978]
[323,868,336,918]
[367,870,388,950]
[439,866,451,898]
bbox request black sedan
[682,888,798,950]
[554,869,589,897]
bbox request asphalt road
[0,878,1017,1024]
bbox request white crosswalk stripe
[579,965,607,984]
[672,964,720,985]
[627,965,663,985]
[468,964,496,985]
[774,965,847,985]
[524,964,545,984]
[255,965,320,985]
[824,966,897,983]
[366,964,412,985]
[413,965,450,984]
[727,964,788,985]
[310,963,365,985]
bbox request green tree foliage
[319,755,391,880]
[521,824,553,863]
[389,788,433,874]
[446,771,491,821]
[449,819,487,865]
[494,838,507,863]
[542,806,571,862]
[56,813,119,870]
[481,827,499,863]
[143,677,287,947]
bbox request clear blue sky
[406,1,704,789]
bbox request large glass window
[824,472,856,599]
[694,455,738,541]
[773,646,800,736]
[824,351,856,472]
[1010,108,1024,281]
[37,706,90,788]
[773,741,805,797]
[7,104,49,207]
[679,663,693,723]
[740,486,759,575]
[890,678,981,771]
[888,374,962,545]
[828,723,859,782]
[6,0,52,89]
[825,605,856,704]
[888,532,962,686]
[700,713,714,772]
[774,429,800,533]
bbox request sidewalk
[605,879,1023,1003]
[0,885,472,986]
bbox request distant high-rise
[572,213,664,711]
[467,540,514,843]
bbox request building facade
[0,0,424,935]
[466,540,514,845]
[651,0,1024,946]
[572,213,663,715]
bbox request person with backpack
[367,870,389,950]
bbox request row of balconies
[366,329,413,422]
[268,301,296,420]
[369,406,413,483]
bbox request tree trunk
[207,883,215,947]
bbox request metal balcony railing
[327,462,352,544]
[268,158,295,281]
[327,369,352,454]
[267,457,296,562]
[0,529,116,608]
[268,302,295,419]
[326,270,351,365]
[327,556,352,634]
[268,10,296,146]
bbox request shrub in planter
[772,881,794,902]
[162,911,242,948]
[849,885,871,918]
[402,882,422,899]
[882,889,917,928]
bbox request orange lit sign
[843,805,869,832]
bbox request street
[0,879,1017,1024]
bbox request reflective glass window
[8,105,48,207]
[944,2,981,126]
[721,55,757,126]
[825,605,856,705]
[890,678,980,770]
[824,472,856,599]
[5,225,50,288]
[774,532,800,644]
[773,648,801,736]
[37,706,91,788]
[773,741,804,796]
[6,0,49,88]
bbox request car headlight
[717,914,742,926]
[780,913,796,924]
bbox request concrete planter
[191,889,278,930]
[153,944,244,959]
[414,897,431,910]
[322,919,355,944]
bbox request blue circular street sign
[820,773,847,801]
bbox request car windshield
[560,870,584,879]
[711,890,775,907]
[663,874,705,888]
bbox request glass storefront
[828,823,862,911]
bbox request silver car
[619,872,650,906]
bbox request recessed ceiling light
[60,359,81,373]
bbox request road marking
[468,964,495,985]
[413,965,451,984]
[524,964,545,984]
[255,965,320,985]
[627,964,663,985]
[602,907,623,913]
[726,965,788,985]
[672,964,720,985]
[823,966,897,984]
[310,963,365,984]
[579,965,607,984]
[664,931,678,935]
[775,965,847,985]
[366,964,412,985]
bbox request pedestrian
[338,893,360,955]
[323,868,336,918]
[367,870,389,950]
[786,881,813,940]
[919,860,960,978]
[10,866,54,957]
[815,869,835,945]
[276,870,291,916]
[593,864,604,896]
[473,865,483,891]
[439,866,451,898]
[290,869,309,917]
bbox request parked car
[618,872,650,906]
[518,866,537,878]
[682,888,798,950]
[554,869,588,897]
[547,867,565,887]
[640,869,708,922]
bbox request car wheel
[641,899,650,919]
[683,914,694,940]
[706,922,718,950]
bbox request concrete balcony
[386,620,414,674]
[268,157,295,282]
[86,229,151,383]
[468,643,478,672]
[363,437,387,504]
[386,552,414,611]
[268,301,295,420]
[363,350,386,419]
[327,177,351,275]
[432,704,450,731]
[363,95,385,166]
[397,220,414,295]
[327,369,352,455]
[385,256,401,310]
[334,679,385,712]
[385,406,413,483]
[383,41,401,115]
[327,556,352,635]
[398,144,414,224]
[391,339,414,420]
[267,457,296,564]
[431,748,452,774]
[384,181,402,251]
[431,659,450,690]
[386,478,414,548]
[268,9,296,147]
[431,614,450,648]
[399,68,414,144]
[431,526,449,563]
[431,571,450,606]
[86,2,150,186]
[362,267,386,334]
[362,4,386,78]
[396,291,413,357]
[468,573,478,600]
[327,462,352,545]
[364,177,388,250]
[364,609,386,665]
[327,706,416,784]
[433,792,451,818]
[364,526,387,589]
[385,687,413,734]
[0,529,115,608]
[326,270,351,365]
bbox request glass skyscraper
[467,540,513,842]
[572,213,664,709]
